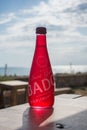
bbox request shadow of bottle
[21,107,54,130]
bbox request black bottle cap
[36,27,47,34]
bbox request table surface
[0,80,28,86]
[0,94,87,130]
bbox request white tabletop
[0,94,87,130]
[0,80,28,86]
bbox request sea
[0,65,87,76]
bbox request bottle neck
[36,34,47,46]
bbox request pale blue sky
[0,0,87,67]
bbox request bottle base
[30,106,53,109]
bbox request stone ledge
[55,87,71,96]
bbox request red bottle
[28,27,54,108]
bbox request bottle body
[28,27,54,108]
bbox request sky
[0,0,87,68]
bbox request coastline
[0,65,87,76]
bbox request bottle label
[28,70,54,105]
[28,74,54,96]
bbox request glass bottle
[28,27,54,108]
